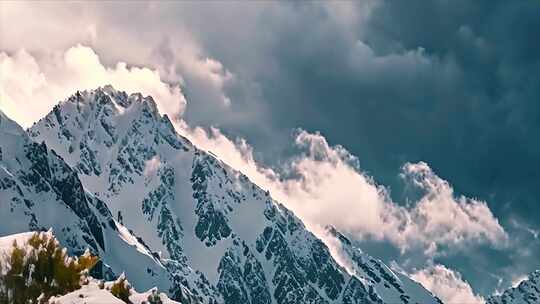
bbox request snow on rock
[48,278,181,304]
[129,287,181,304]
[0,231,35,255]
[323,226,443,304]
[48,280,126,304]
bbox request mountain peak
[72,85,160,117]
[29,86,191,180]
[487,269,540,304]
[16,88,443,304]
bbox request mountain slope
[25,85,441,304]
[0,109,202,302]
[487,270,540,304]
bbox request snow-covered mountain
[1,85,442,303]
[487,270,540,304]
[0,108,202,303]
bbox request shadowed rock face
[16,86,442,304]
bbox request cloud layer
[184,125,507,256]
[0,46,185,128]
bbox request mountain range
[0,86,537,304]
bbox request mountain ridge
[4,85,443,303]
[487,270,540,304]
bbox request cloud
[0,2,234,130]
[0,45,186,129]
[411,264,484,304]
[181,124,507,256]
[399,162,508,254]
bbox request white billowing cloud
[161,43,234,107]
[400,162,508,254]
[276,131,395,240]
[411,264,485,304]
[181,125,507,255]
[0,2,234,113]
[0,45,186,128]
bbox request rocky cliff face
[487,270,540,304]
[0,85,443,303]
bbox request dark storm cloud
[170,1,540,295]
[179,0,540,222]
[360,2,540,209]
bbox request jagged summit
[29,86,192,188]
[69,85,160,115]
[1,85,442,303]
[30,85,174,140]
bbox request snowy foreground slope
[49,280,179,304]
[0,231,179,304]
[1,86,442,303]
[487,270,540,304]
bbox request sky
[1,1,539,302]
